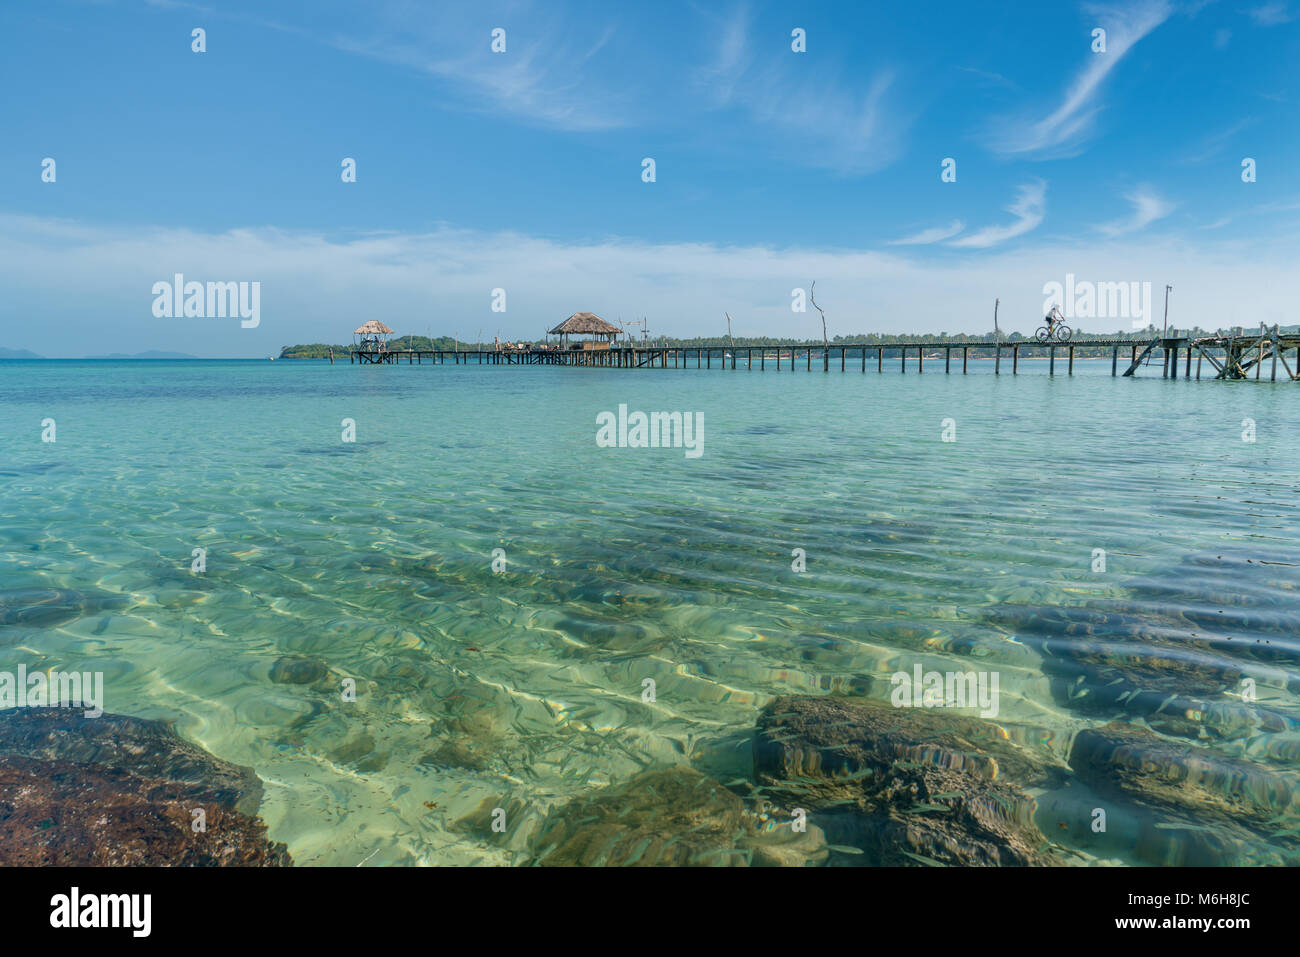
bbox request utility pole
[1162,285,1172,337]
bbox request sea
[1,355,1297,865]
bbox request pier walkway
[349,326,1300,381]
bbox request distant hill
[0,347,44,359]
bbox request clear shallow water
[1,357,1298,865]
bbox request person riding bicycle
[1044,305,1065,335]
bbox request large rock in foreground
[753,696,1056,866]
[0,708,289,866]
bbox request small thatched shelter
[353,320,395,352]
[548,312,620,351]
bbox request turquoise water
[1,357,1298,865]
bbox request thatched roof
[548,312,620,336]
[354,320,395,335]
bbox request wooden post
[1185,345,1192,378]
[807,348,811,372]
[995,342,1000,375]
[1271,333,1278,381]
[1111,345,1118,376]
[901,347,906,373]
[861,347,866,373]
[918,348,924,373]
[761,350,765,371]
[1196,350,1202,379]
[1068,345,1074,375]
[945,347,951,374]
[963,346,968,373]
[841,347,845,372]
[1013,344,1019,374]
[1049,346,1055,376]
[878,347,883,372]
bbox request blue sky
[1,0,1297,356]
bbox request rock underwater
[528,766,826,867]
[752,695,1063,866]
[0,707,290,866]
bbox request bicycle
[1035,322,1072,342]
[1036,307,1072,343]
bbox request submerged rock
[421,683,515,772]
[529,766,826,867]
[982,603,1282,741]
[0,707,264,815]
[0,587,129,632]
[269,655,328,686]
[327,731,386,773]
[1037,783,1291,867]
[753,696,1058,866]
[1069,722,1297,832]
[532,767,752,866]
[0,707,288,866]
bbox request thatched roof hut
[353,319,396,352]
[548,313,620,350]
[548,313,619,336]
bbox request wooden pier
[349,325,1300,381]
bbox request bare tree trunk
[810,281,828,347]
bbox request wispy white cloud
[955,66,1020,90]
[1248,2,1296,25]
[1098,187,1176,235]
[694,10,907,174]
[1179,118,1256,164]
[988,0,1173,157]
[948,182,1047,249]
[326,20,625,132]
[887,221,966,245]
[210,1,630,132]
